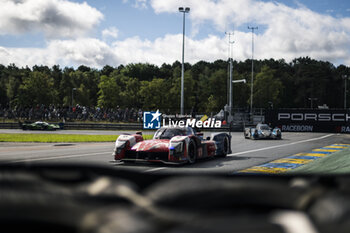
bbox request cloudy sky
[0,0,349,68]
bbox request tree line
[1,57,349,114]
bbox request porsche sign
[266,109,350,133]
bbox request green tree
[97,75,120,108]
[59,67,75,106]
[196,66,212,112]
[6,76,21,107]
[76,70,99,106]
[120,77,141,108]
[140,78,168,110]
[0,64,8,106]
[0,58,349,111]
[205,69,227,113]
[18,71,57,106]
[206,95,220,113]
[123,63,160,81]
[292,57,336,108]
[251,65,283,108]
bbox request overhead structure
[179,7,190,115]
[248,26,258,118]
[225,32,234,113]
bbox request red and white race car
[113,126,231,164]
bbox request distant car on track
[113,126,231,164]
[20,121,61,131]
[244,123,281,140]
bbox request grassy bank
[287,147,350,174]
[0,133,153,143]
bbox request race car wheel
[187,140,197,164]
[244,132,249,139]
[251,129,258,140]
[218,136,230,158]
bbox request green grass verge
[287,148,350,175]
[0,133,153,143]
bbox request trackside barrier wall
[265,109,350,133]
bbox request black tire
[218,136,229,158]
[251,129,258,140]
[244,131,249,139]
[244,128,251,139]
[187,140,197,164]
[250,132,254,139]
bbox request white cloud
[0,34,227,68]
[48,38,118,67]
[0,38,118,68]
[133,0,148,9]
[0,0,103,38]
[102,27,119,40]
[112,34,228,65]
[123,0,148,9]
[1,0,350,68]
[150,0,350,65]
[1,26,349,69]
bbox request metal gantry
[225,32,234,111]
[248,26,258,118]
[179,7,190,115]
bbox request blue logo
[143,110,162,129]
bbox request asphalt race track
[1,129,349,174]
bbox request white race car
[244,123,282,140]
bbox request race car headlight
[169,142,183,155]
[115,141,127,154]
[117,147,124,154]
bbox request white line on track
[5,151,110,164]
[227,134,334,157]
[144,167,167,173]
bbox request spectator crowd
[0,105,144,123]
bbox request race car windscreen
[153,128,189,139]
[259,125,270,130]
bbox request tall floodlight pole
[179,7,190,115]
[225,32,234,120]
[248,26,258,118]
